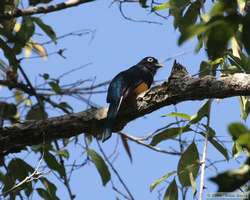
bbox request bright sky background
[8,0,248,199]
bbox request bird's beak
[156,63,164,68]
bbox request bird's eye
[147,57,154,62]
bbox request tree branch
[1,62,250,155]
[0,0,95,19]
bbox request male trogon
[103,56,163,142]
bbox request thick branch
[1,63,250,155]
[0,0,94,19]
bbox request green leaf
[221,62,242,74]
[163,179,178,200]
[232,141,243,158]
[227,51,250,73]
[200,132,229,161]
[163,112,191,120]
[153,2,171,11]
[43,152,66,178]
[170,0,190,8]
[189,100,210,124]
[39,178,60,200]
[171,7,183,30]
[179,1,201,32]
[150,126,191,146]
[26,104,48,120]
[201,124,216,137]
[2,172,15,196]
[209,1,224,17]
[139,0,148,8]
[63,138,70,146]
[0,171,5,182]
[55,149,69,159]
[13,17,35,55]
[121,134,133,163]
[42,73,50,80]
[177,141,199,186]
[150,171,176,192]
[29,0,53,6]
[199,61,211,77]
[31,143,53,152]
[236,134,250,152]
[209,57,224,66]
[238,51,250,72]
[209,137,229,161]
[7,159,34,196]
[49,81,62,94]
[157,0,190,30]
[37,188,53,200]
[0,38,20,70]
[227,53,244,71]
[206,19,236,59]
[189,171,197,196]
[0,102,17,119]
[8,159,34,181]
[87,149,111,186]
[58,102,73,112]
[179,23,209,45]
[239,96,250,120]
[224,65,242,73]
[210,157,250,192]
[32,17,57,44]
[179,15,238,47]
[228,122,249,140]
[195,34,204,53]
[242,13,250,56]
[209,1,237,17]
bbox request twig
[1,152,46,196]
[198,99,212,200]
[111,180,132,200]
[0,78,71,113]
[41,29,96,46]
[18,63,44,110]
[54,141,75,200]
[116,0,162,25]
[57,63,92,80]
[0,0,95,19]
[161,50,194,63]
[173,105,187,200]
[19,49,67,61]
[96,141,135,200]
[119,132,181,155]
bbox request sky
[3,0,249,199]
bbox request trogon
[103,56,163,142]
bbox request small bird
[103,56,163,142]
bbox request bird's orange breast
[133,82,149,95]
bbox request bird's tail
[102,100,121,142]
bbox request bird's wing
[107,73,126,103]
[122,66,151,97]
[103,66,149,142]
[103,73,128,142]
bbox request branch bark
[1,62,250,155]
[0,0,94,19]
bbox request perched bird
[103,56,163,142]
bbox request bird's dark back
[106,65,154,103]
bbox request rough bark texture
[0,0,94,19]
[1,62,250,155]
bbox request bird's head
[138,56,163,76]
[138,56,163,73]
